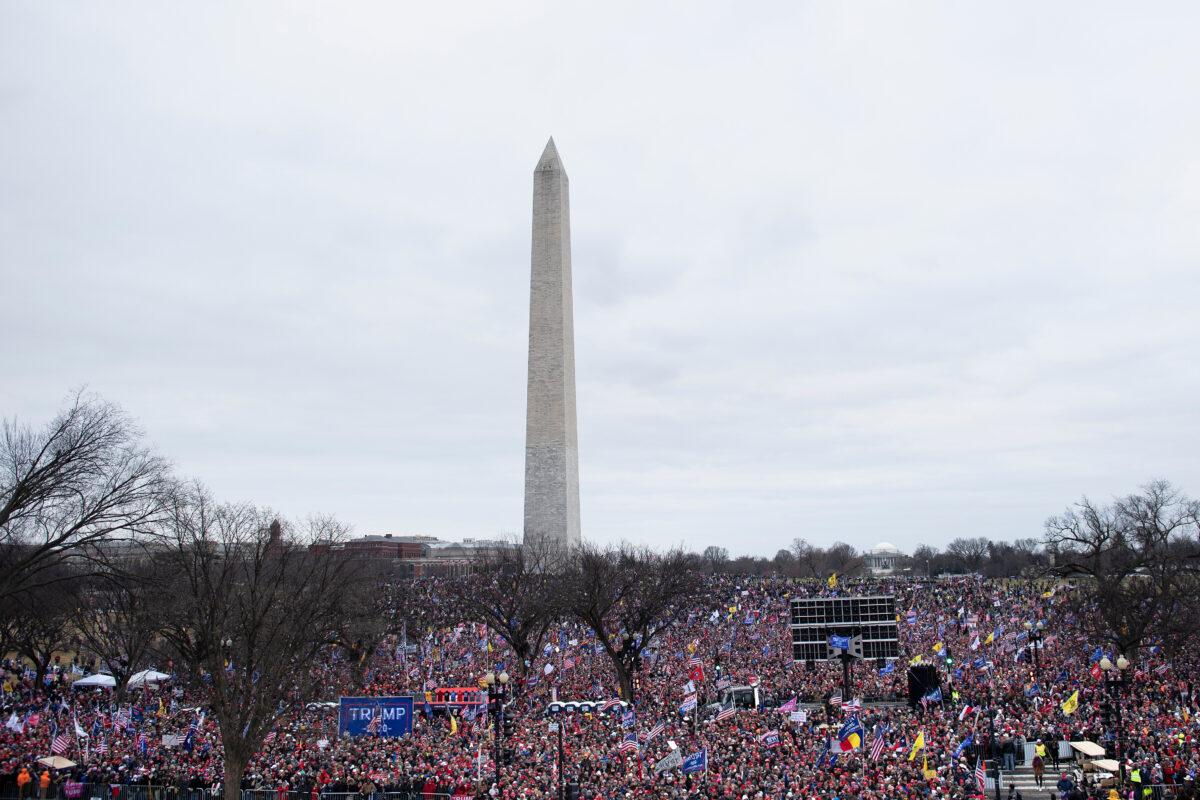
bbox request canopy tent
[38,756,76,769]
[126,669,170,689]
[72,673,116,689]
[1090,759,1121,772]
[1070,741,1107,758]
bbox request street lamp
[1023,621,1045,681]
[480,670,511,788]
[1099,655,1131,786]
[983,690,1001,800]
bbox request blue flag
[682,749,707,775]
[953,733,973,758]
[879,662,894,676]
[816,738,832,768]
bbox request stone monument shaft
[523,138,581,552]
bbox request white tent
[126,669,170,689]
[72,674,116,689]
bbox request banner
[655,749,683,773]
[338,696,414,737]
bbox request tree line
[695,536,1048,579]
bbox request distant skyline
[3,2,1198,554]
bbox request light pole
[548,719,565,800]
[1099,655,1131,787]
[1023,621,1045,682]
[990,708,1002,800]
[480,670,510,789]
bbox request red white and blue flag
[869,727,887,761]
[619,732,639,754]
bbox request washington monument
[522,138,581,553]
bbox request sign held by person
[338,696,414,737]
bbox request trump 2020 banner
[338,696,414,737]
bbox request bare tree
[701,546,730,574]
[157,485,358,800]
[822,542,864,577]
[72,556,167,700]
[333,557,402,689]
[946,537,991,573]
[8,584,75,686]
[0,392,169,602]
[442,541,559,687]
[563,544,705,701]
[1045,480,1200,656]
[910,545,938,578]
[790,538,821,579]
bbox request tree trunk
[34,657,49,689]
[350,646,369,689]
[223,750,246,800]
[615,661,634,702]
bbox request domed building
[864,542,904,575]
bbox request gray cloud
[3,1,1198,556]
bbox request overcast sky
[3,2,1199,556]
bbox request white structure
[523,138,582,554]
[864,542,905,575]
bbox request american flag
[644,721,665,742]
[94,737,108,755]
[845,697,862,712]
[869,725,888,761]
[51,733,71,755]
[687,655,702,669]
[975,758,987,794]
[601,699,623,712]
[715,704,737,722]
[563,657,576,671]
[263,731,278,745]
[619,732,639,754]
[830,690,842,708]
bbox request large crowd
[3,575,1199,800]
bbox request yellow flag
[910,654,924,665]
[984,632,995,645]
[1061,690,1079,716]
[909,730,925,761]
[1041,589,1055,599]
[827,573,838,589]
[449,714,458,735]
[932,642,943,654]
[922,755,936,779]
